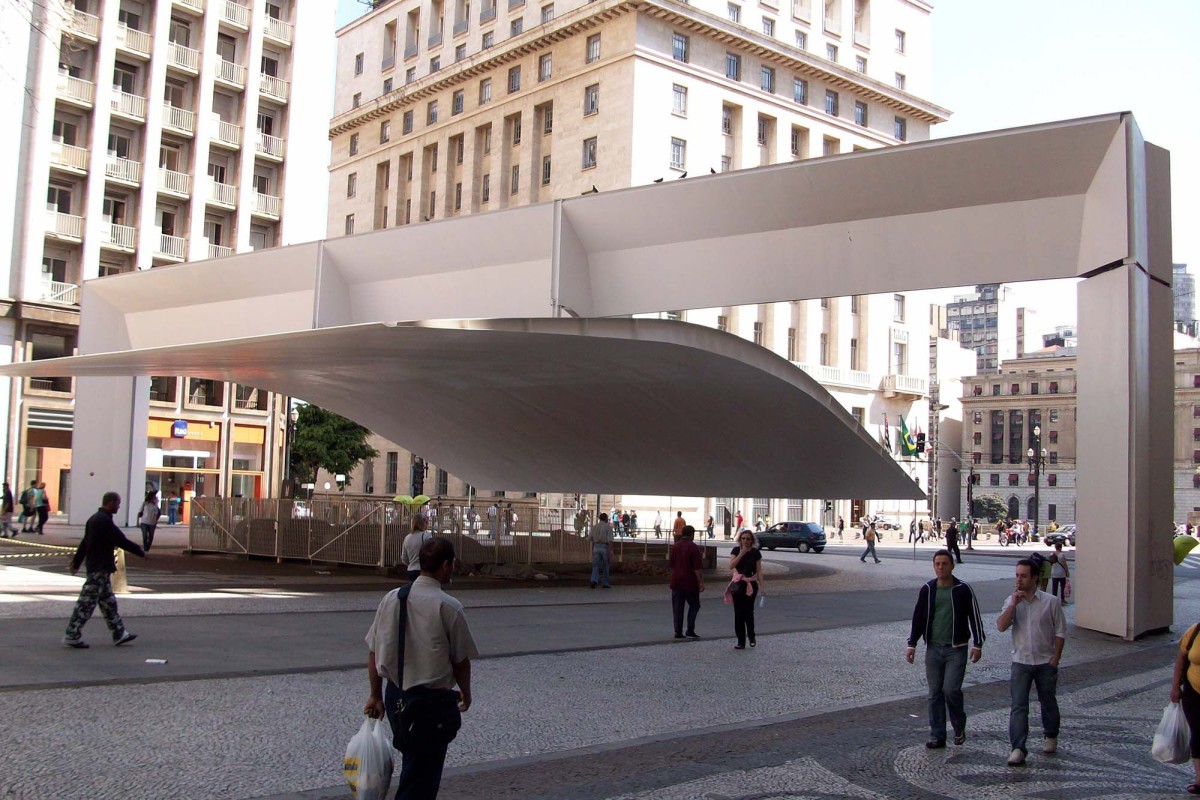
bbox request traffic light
[410,457,426,496]
[824,500,833,512]
[916,433,926,453]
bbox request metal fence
[187,496,676,568]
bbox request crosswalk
[1179,553,1200,570]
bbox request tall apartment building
[0,0,334,512]
[946,283,1038,374]
[325,0,949,524]
[1175,263,1194,332]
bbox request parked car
[872,515,901,530]
[757,521,827,553]
[1044,525,1076,547]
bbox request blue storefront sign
[171,420,189,438]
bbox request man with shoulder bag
[364,538,478,799]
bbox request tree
[289,404,378,487]
[972,493,1008,523]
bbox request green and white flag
[899,416,918,457]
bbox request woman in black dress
[728,530,764,649]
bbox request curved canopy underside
[1,318,922,499]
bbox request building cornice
[329,0,950,138]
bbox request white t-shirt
[402,530,431,570]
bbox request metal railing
[233,386,266,409]
[174,0,205,14]
[253,192,281,218]
[111,90,147,120]
[159,167,192,195]
[223,0,250,27]
[264,16,294,44]
[259,74,289,101]
[57,73,95,106]
[106,155,142,184]
[29,376,73,392]
[157,233,187,259]
[256,132,285,159]
[46,211,84,240]
[41,281,80,305]
[162,103,196,133]
[209,180,237,206]
[116,24,153,56]
[50,142,89,171]
[168,42,201,72]
[216,59,247,86]
[67,9,100,39]
[102,223,136,251]
[208,243,233,259]
[215,119,243,147]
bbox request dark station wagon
[756,521,827,553]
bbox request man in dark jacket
[63,492,145,649]
[905,549,985,749]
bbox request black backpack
[1029,552,1047,576]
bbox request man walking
[668,525,705,639]
[860,522,881,564]
[63,492,144,648]
[837,515,845,541]
[364,538,477,799]
[18,480,35,533]
[672,511,686,540]
[35,481,50,534]
[946,518,963,564]
[997,558,1067,766]
[654,510,663,539]
[589,512,614,589]
[906,550,985,748]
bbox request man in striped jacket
[905,549,986,749]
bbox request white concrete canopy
[0,112,1172,638]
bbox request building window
[1048,474,1057,487]
[893,293,905,321]
[973,432,982,445]
[481,173,490,202]
[672,32,689,62]
[510,18,522,36]
[895,28,906,53]
[763,17,775,36]
[586,33,601,63]
[346,173,357,197]
[672,84,687,116]
[973,411,982,424]
[795,30,807,50]
[720,155,731,172]
[988,473,998,486]
[670,137,686,170]
[543,106,553,133]
[826,43,837,61]
[722,105,733,134]
[895,72,906,90]
[1049,451,1058,464]
[538,52,552,81]
[849,337,858,369]
[787,327,797,360]
[352,92,362,108]
[1009,474,1018,486]
[855,55,867,73]
[726,52,741,80]
[717,315,729,332]
[1011,383,1020,394]
[1049,409,1059,422]
[760,66,775,93]
[973,452,982,464]
[789,126,802,156]
[402,110,413,133]
[727,3,740,22]
[854,101,867,126]
[508,65,521,92]
[380,120,391,143]
[480,78,492,104]
[454,181,462,210]
[753,321,764,345]
[582,136,597,169]
[455,43,466,61]
[850,294,860,314]
[354,52,364,75]
[1031,382,1040,395]
[825,89,839,116]
[482,30,494,48]
[583,83,599,115]
[405,66,416,83]
[452,89,464,114]
[386,452,399,494]
[1049,381,1059,394]
[793,77,808,104]
[383,77,394,93]
[756,117,768,145]
[430,56,441,72]
[427,100,438,123]
[349,133,359,155]
[540,3,554,22]
[510,164,519,193]
[344,214,355,235]
[894,116,907,141]
[542,154,551,184]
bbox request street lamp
[282,404,299,496]
[1027,425,1048,541]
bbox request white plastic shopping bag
[1151,702,1190,764]
[344,715,395,799]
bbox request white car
[872,515,901,530]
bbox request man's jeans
[925,644,967,742]
[1009,662,1060,753]
[591,543,611,587]
[671,588,700,635]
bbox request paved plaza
[0,523,1195,799]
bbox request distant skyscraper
[1174,263,1194,326]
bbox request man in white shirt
[589,512,614,589]
[365,538,478,799]
[401,515,432,582]
[997,557,1067,766]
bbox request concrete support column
[70,375,149,526]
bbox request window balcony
[222,0,251,28]
[168,41,201,73]
[50,142,89,173]
[45,211,84,242]
[111,90,147,121]
[208,180,237,208]
[404,43,419,59]
[427,31,443,47]
[382,53,396,70]
[480,5,496,22]
[40,281,80,306]
[255,131,285,160]
[67,9,100,41]
[824,13,842,35]
[853,29,870,47]
[259,74,289,102]
[56,73,95,108]
[115,24,153,58]
[453,19,469,36]
[216,59,247,88]
[28,376,74,393]
[791,0,810,21]
[105,155,142,185]
[213,119,243,149]
[158,167,192,197]
[208,243,234,259]
[252,192,281,219]
[881,373,927,398]
[100,223,137,252]
[792,362,873,391]
[233,385,268,411]
[264,15,294,45]
[155,233,188,261]
[162,103,196,135]
[173,0,205,15]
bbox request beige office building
[0,0,334,511]
[326,0,950,520]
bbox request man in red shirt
[668,525,705,639]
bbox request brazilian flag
[900,417,918,457]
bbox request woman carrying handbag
[726,530,763,649]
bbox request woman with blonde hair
[727,530,763,649]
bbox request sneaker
[590,582,597,589]
[925,739,946,750]
[954,729,967,746]
[63,638,89,649]
[1006,748,1026,766]
[749,637,756,647]
[114,631,137,646]
[685,631,700,639]
[1042,736,1057,754]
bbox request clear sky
[334,0,1196,330]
